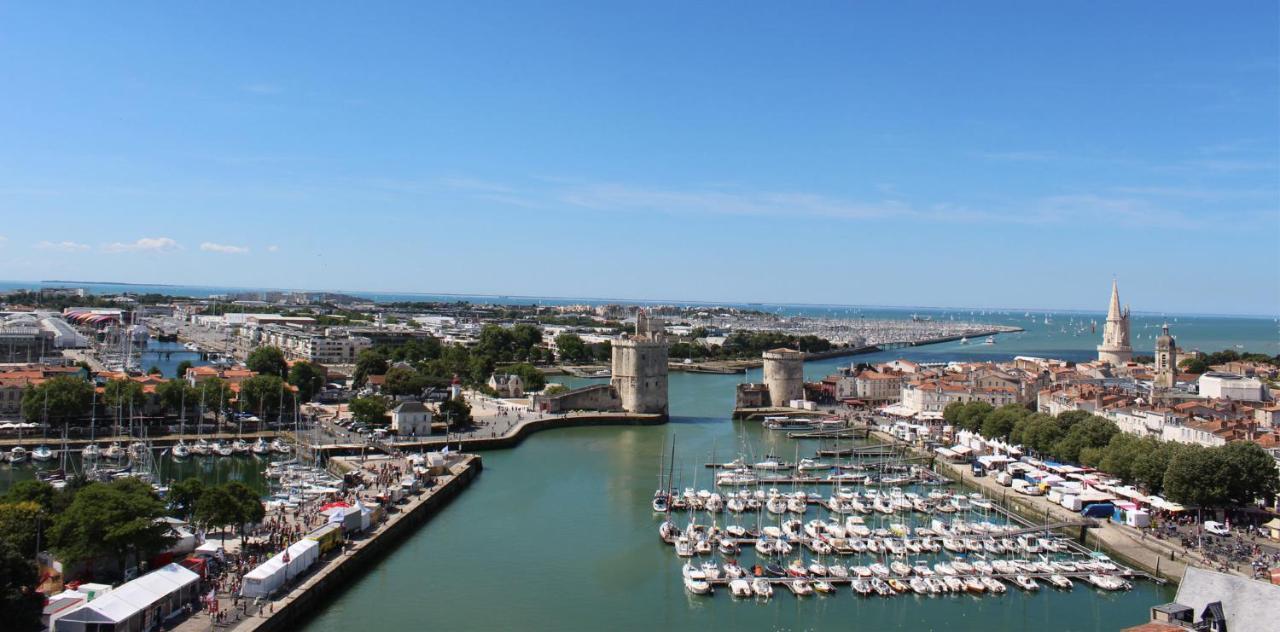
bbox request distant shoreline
[1,278,1274,319]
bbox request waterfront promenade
[173,453,482,632]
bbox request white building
[1198,372,1266,402]
[390,401,432,436]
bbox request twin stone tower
[610,310,669,417]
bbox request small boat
[1048,574,1073,589]
[684,576,712,595]
[1014,576,1039,591]
[887,578,909,593]
[192,439,212,456]
[253,438,273,456]
[32,445,55,462]
[964,577,986,593]
[787,580,814,596]
[850,565,871,578]
[752,578,773,598]
[943,577,965,592]
[172,441,191,459]
[103,442,126,460]
[852,579,872,596]
[8,446,29,464]
[812,580,835,594]
[982,577,1006,594]
[215,441,234,457]
[271,438,292,454]
[871,578,894,596]
[729,579,753,598]
[81,443,101,461]
[723,561,746,579]
[674,536,694,557]
[232,439,251,454]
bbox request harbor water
[299,362,1177,631]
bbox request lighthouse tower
[1096,280,1133,366]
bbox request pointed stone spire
[1107,279,1123,322]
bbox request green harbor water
[297,363,1177,632]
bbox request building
[531,383,622,414]
[762,348,804,406]
[610,311,669,416]
[54,563,201,632]
[390,401,432,436]
[1154,324,1178,390]
[1097,280,1133,366]
[1198,372,1267,402]
[1127,566,1280,632]
[252,325,372,365]
[853,369,906,403]
[0,313,57,363]
[488,373,524,398]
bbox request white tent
[55,563,199,632]
[240,539,320,599]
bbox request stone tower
[1154,323,1177,389]
[1097,280,1133,366]
[610,310,669,416]
[762,348,804,407]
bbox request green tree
[1179,357,1210,374]
[0,541,43,632]
[167,478,206,520]
[475,325,515,360]
[955,402,993,433]
[1050,416,1118,463]
[980,404,1026,440]
[353,349,389,386]
[1131,439,1179,495]
[1096,433,1145,482]
[1017,413,1064,454]
[194,378,234,411]
[0,502,42,556]
[543,384,569,396]
[224,482,265,535]
[554,333,590,363]
[246,346,288,377]
[383,366,426,397]
[438,398,473,426]
[1219,441,1280,507]
[1,480,57,510]
[288,361,326,402]
[155,379,196,417]
[1164,445,1229,508]
[1055,410,1092,431]
[20,376,93,423]
[349,396,389,425]
[507,363,546,391]
[239,375,286,417]
[102,378,145,411]
[174,360,194,379]
[47,478,174,578]
[510,324,543,360]
[195,485,240,540]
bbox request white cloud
[102,237,182,253]
[36,240,91,252]
[200,242,250,254]
[266,245,279,252]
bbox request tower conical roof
[1107,280,1123,321]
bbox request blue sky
[0,2,1276,315]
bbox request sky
[0,2,1277,315]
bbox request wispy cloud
[200,242,250,254]
[36,240,91,252]
[102,237,182,253]
[266,245,279,253]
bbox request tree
[155,380,196,417]
[288,361,325,402]
[955,402,993,433]
[555,333,590,363]
[475,325,515,360]
[510,324,543,360]
[0,541,43,632]
[1056,410,1092,431]
[1179,357,1210,374]
[383,367,426,397]
[195,485,240,539]
[349,396,389,425]
[1131,439,1179,495]
[1219,441,1280,507]
[195,378,234,412]
[224,482,265,535]
[438,398,472,426]
[543,384,569,396]
[1096,433,1145,483]
[507,363,546,391]
[20,376,93,424]
[1164,445,1229,508]
[246,346,288,377]
[1051,416,1118,463]
[167,478,206,520]
[980,404,1026,440]
[353,349,389,386]
[174,360,194,379]
[47,478,174,578]
[102,379,145,411]
[239,375,286,417]
[0,502,42,556]
[2,480,57,510]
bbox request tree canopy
[47,478,174,578]
[349,396,389,425]
[246,346,288,377]
[288,361,326,402]
[20,376,93,423]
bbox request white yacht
[32,445,55,462]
